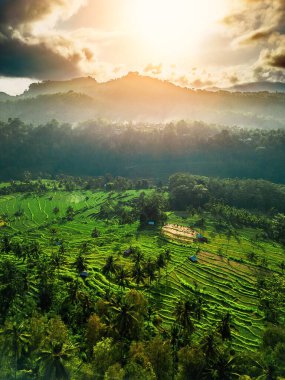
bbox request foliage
[0,177,284,378]
[1,119,285,183]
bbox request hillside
[0,73,285,128]
[0,92,11,101]
[0,175,284,378]
[227,81,285,93]
[0,181,284,351]
[24,76,99,97]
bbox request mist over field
[1,74,285,129]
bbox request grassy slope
[0,187,284,350]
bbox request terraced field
[0,186,284,350]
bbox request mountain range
[0,73,285,129]
[225,81,285,93]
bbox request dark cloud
[224,0,285,79]
[0,0,89,79]
[0,0,66,28]
[265,49,285,69]
[241,29,274,44]
[224,0,285,41]
[229,75,239,84]
[0,38,81,79]
[253,64,285,82]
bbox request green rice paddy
[0,186,284,350]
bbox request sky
[0,0,285,95]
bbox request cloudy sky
[0,0,285,94]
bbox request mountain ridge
[20,74,285,99]
[225,81,285,93]
[1,73,285,128]
[0,92,11,101]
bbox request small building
[80,271,89,279]
[123,248,133,257]
[189,255,198,263]
[148,221,156,226]
[196,234,208,243]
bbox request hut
[80,271,89,279]
[196,233,208,243]
[189,255,198,263]
[147,221,156,226]
[123,248,133,257]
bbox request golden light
[129,0,228,60]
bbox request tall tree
[115,267,129,292]
[0,321,31,380]
[132,264,146,286]
[218,312,234,341]
[37,342,75,380]
[174,299,195,343]
[143,259,157,286]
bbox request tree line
[0,118,285,182]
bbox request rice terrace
[0,176,284,364]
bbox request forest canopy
[1,118,285,183]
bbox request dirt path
[162,224,198,242]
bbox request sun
[129,0,228,61]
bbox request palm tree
[115,267,129,292]
[156,253,166,280]
[131,250,145,267]
[37,342,75,380]
[191,294,207,321]
[12,242,24,261]
[102,255,117,278]
[1,234,11,253]
[53,207,60,216]
[170,323,181,352]
[174,299,195,336]
[204,349,237,380]
[225,227,233,255]
[74,253,87,273]
[144,258,157,286]
[27,241,41,263]
[0,321,31,379]
[66,206,74,221]
[132,263,146,286]
[65,280,80,305]
[91,227,100,238]
[80,241,90,256]
[102,255,118,290]
[58,244,65,256]
[164,248,171,263]
[218,312,234,341]
[200,330,219,360]
[164,249,172,285]
[170,323,182,379]
[50,229,57,254]
[51,251,65,276]
[36,255,54,286]
[255,359,277,380]
[111,300,139,341]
